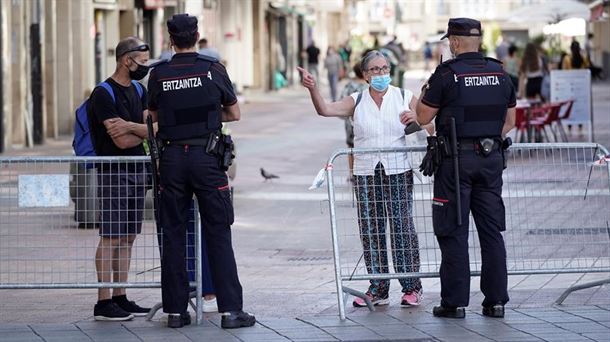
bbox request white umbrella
[504,0,589,24]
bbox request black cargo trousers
[431,146,509,308]
[159,144,242,314]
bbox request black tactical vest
[435,56,511,139]
[152,54,222,141]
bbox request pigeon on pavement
[260,168,279,182]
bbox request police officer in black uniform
[416,18,516,319]
[147,14,255,329]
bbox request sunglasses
[119,44,150,57]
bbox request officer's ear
[169,36,175,50]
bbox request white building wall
[219,0,254,90]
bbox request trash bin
[69,162,98,229]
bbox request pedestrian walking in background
[304,41,321,81]
[147,13,255,329]
[519,42,546,100]
[562,40,590,134]
[495,35,509,61]
[339,41,352,76]
[423,42,433,73]
[89,37,152,321]
[503,44,520,92]
[324,46,343,101]
[562,40,590,70]
[417,18,516,319]
[197,37,221,61]
[298,50,431,308]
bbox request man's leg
[189,147,254,329]
[432,160,472,318]
[94,236,133,321]
[159,146,192,316]
[96,237,119,301]
[470,152,509,309]
[112,234,136,296]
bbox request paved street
[0,76,609,341]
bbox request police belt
[457,138,501,151]
[164,137,209,146]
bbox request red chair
[514,107,529,142]
[528,103,562,142]
[555,100,574,142]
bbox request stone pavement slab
[1,304,609,341]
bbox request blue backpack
[73,80,143,159]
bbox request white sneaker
[203,297,218,313]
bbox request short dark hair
[167,14,198,49]
[508,44,517,56]
[199,38,208,45]
[171,32,198,49]
[115,37,147,61]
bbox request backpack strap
[354,91,363,108]
[99,82,115,103]
[131,80,143,98]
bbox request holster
[220,134,235,171]
[501,137,512,169]
[205,130,235,171]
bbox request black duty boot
[433,305,466,319]
[482,303,505,318]
[221,311,256,329]
[167,312,191,328]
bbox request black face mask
[129,58,150,81]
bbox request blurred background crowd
[0,0,608,153]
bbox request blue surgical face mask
[370,74,391,92]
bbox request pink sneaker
[401,290,422,307]
[352,293,389,308]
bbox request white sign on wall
[18,175,70,208]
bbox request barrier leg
[194,201,203,325]
[327,164,348,320]
[145,302,163,321]
[343,286,374,312]
[555,278,610,305]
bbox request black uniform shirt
[421,52,517,109]
[147,52,237,112]
[89,78,147,156]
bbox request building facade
[0,0,348,152]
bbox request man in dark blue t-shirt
[89,36,152,321]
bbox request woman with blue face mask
[298,50,433,309]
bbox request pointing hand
[296,67,316,90]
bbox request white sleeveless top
[350,85,413,176]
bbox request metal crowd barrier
[0,156,204,324]
[325,143,610,319]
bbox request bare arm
[148,110,157,123]
[297,66,355,117]
[222,103,241,122]
[105,115,148,140]
[502,107,516,137]
[103,118,143,149]
[416,97,439,126]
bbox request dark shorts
[526,76,543,98]
[97,169,146,237]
